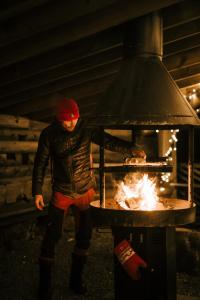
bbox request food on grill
[124,157,167,166]
[125,157,146,164]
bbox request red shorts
[52,188,96,212]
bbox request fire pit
[90,170,196,300]
[89,144,196,300]
[90,198,196,228]
[88,10,200,300]
[91,160,195,227]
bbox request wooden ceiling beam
[171,63,200,81]
[0,47,123,99]
[0,0,118,47]
[0,16,199,88]
[0,45,199,110]
[24,64,200,119]
[1,0,197,49]
[0,0,182,68]
[164,32,200,56]
[0,27,122,87]
[176,74,200,88]
[0,0,49,22]
[0,61,120,108]
[1,26,200,99]
[162,0,200,29]
[11,64,200,120]
[0,75,115,115]
[164,46,200,71]
[1,42,200,105]
[164,18,200,44]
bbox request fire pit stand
[88,10,199,300]
[90,125,196,300]
[112,226,176,300]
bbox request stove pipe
[89,11,200,126]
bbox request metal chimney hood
[89,11,200,127]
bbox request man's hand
[35,194,45,210]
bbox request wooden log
[0,128,41,138]
[0,175,50,185]
[5,182,22,204]
[0,114,48,129]
[29,119,48,130]
[2,177,51,203]
[0,130,40,142]
[0,164,50,178]
[0,154,7,164]
[15,154,23,164]
[0,165,33,178]
[1,176,51,204]
[0,141,38,153]
[0,115,30,128]
[0,158,26,167]
[19,180,32,201]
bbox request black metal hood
[88,11,200,127]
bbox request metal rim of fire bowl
[90,199,196,227]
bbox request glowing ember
[115,173,165,211]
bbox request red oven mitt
[114,239,147,280]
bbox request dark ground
[0,212,200,300]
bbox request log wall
[0,114,51,208]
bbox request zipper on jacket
[68,137,76,193]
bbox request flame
[115,173,161,211]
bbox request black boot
[38,257,53,300]
[69,253,87,295]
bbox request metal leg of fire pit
[112,227,176,300]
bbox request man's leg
[38,204,65,300]
[69,207,93,295]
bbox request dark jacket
[32,119,134,197]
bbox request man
[32,98,145,299]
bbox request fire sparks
[115,173,165,211]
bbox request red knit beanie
[57,98,80,121]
